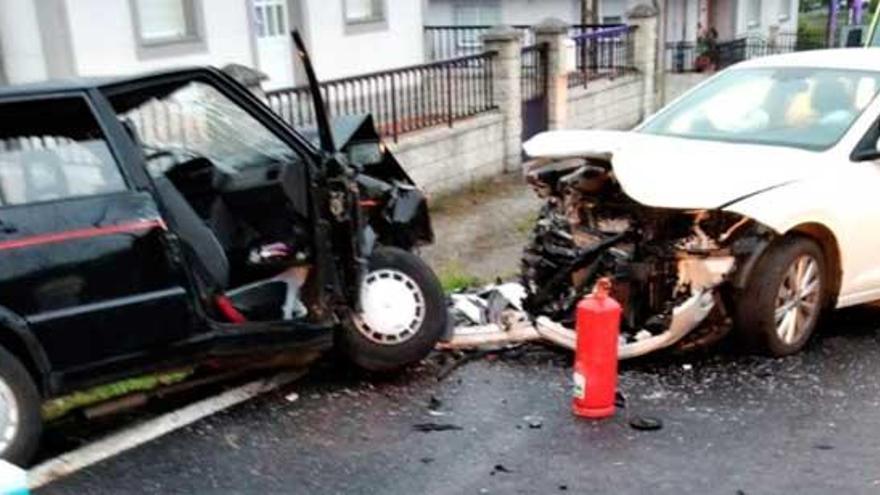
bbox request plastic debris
[628,416,663,431]
[413,423,463,433]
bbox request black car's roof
[0,67,215,98]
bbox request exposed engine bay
[445,153,778,359]
[519,155,778,356]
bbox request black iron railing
[266,52,497,142]
[425,25,534,61]
[568,25,637,88]
[665,32,829,73]
[521,43,548,102]
[424,24,621,61]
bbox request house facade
[423,0,799,45]
[424,0,631,27]
[0,0,425,89]
[664,0,799,43]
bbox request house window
[778,0,791,20]
[131,0,202,46]
[255,0,287,38]
[453,0,501,25]
[747,0,762,27]
[344,0,385,24]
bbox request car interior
[107,79,317,324]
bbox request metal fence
[568,25,637,88]
[425,25,534,61]
[266,52,497,142]
[521,43,548,101]
[424,24,622,61]
[665,32,829,73]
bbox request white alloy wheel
[774,254,821,346]
[354,268,426,345]
[0,377,20,457]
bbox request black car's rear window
[0,97,126,206]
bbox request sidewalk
[420,172,542,288]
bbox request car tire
[0,346,42,465]
[734,236,827,357]
[338,246,447,372]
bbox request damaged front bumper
[443,255,734,360]
[443,148,778,358]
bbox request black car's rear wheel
[0,346,42,464]
[338,247,446,372]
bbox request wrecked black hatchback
[0,36,446,463]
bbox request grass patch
[428,173,522,216]
[514,210,539,236]
[438,261,483,293]
[42,369,193,421]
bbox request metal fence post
[390,73,398,142]
[446,62,453,128]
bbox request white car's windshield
[641,67,880,150]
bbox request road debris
[628,416,663,431]
[523,416,544,429]
[490,464,513,475]
[412,423,463,433]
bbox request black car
[0,35,446,463]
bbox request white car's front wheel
[734,236,827,356]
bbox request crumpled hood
[523,130,831,209]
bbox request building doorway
[253,0,295,89]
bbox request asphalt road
[40,305,880,495]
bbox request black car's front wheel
[338,247,446,372]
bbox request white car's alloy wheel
[0,377,20,457]
[774,254,821,345]
[354,268,426,345]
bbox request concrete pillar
[534,18,570,131]
[482,27,524,172]
[626,3,660,120]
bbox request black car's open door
[291,31,368,308]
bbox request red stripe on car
[0,218,167,252]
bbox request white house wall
[665,0,699,42]
[63,0,255,78]
[301,0,424,81]
[424,0,629,26]
[0,0,49,83]
[735,0,798,35]
[498,0,579,24]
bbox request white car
[521,48,880,357]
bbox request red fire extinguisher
[572,278,622,419]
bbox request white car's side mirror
[852,148,880,162]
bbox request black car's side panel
[0,191,192,371]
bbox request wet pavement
[40,305,880,494]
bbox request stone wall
[346,7,717,195]
[663,72,712,104]
[387,112,506,195]
[566,74,645,130]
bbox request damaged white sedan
[514,49,880,358]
